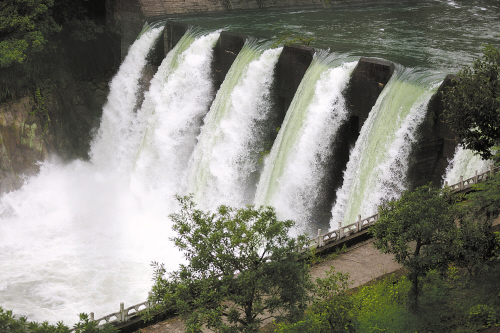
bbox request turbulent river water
[0,0,498,325]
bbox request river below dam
[0,0,498,325]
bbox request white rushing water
[187,41,282,210]
[0,26,219,325]
[443,145,491,185]
[255,53,356,230]
[130,29,220,210]
[89,24,164,173]
[330,68,441,228]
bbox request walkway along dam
[0,1,498,325]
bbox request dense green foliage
[369,184,458,306]
[150,196,312,332]
[0,0,103,68]
[0,308,117,333]
[0,0,108,102]
[276,263,500,333]
[465,171,500,221]
[275,268,355,333]
[442,44,500,159]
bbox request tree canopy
[369,184,457,306]
[442,44,500,159]
[150,196,312,332]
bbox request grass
[268,261,500,333]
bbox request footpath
[134,216,500,333]
[133,238,402,333]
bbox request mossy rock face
[0,97,48,193]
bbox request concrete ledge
[164,21,190,56]
[212,31,248,88]
[345,57,395,131]
[408,74,458,188]
[275,44,315,117]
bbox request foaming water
[0,27,222,325]
[89,25,163,173]
[330,68,441,227]
[255,53,356,231]
[187,41,282,210]
[131,29,220,208]
[0,160,180,324]
[443,145,491,185]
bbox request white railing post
[338,221,343,239]
[459,176,463,190]
[120,302,125,322]
[474,170,478,184]
[317,229,323,247]
[357,215,362,231]
[90,313,94,322]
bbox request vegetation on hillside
[0,0,113,102]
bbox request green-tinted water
[175,1,499,70]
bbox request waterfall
[330,68,440,227]
[186,41,282,210]
[443,145,491,185]
[89,24,163,173]
[0,25,215,325]
[255,53,356,231]
[130,29,220,209]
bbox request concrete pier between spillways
[149,20,458,194]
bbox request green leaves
[442,44,500,159]
[152,196,312,332]
[369,184,458,306]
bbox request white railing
[87,164,498,328]
[301,163,498,252]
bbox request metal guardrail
[88,164,498,329]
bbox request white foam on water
[256,59,356,229]
[443,145,491,185]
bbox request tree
[0,0,60,68]
[151,196,312,333]
[442,44,500,159]
[369,184,457,307]
[275,268,355,333]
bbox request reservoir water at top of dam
[0,0,499,325]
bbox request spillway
[330,68,442,227]
[0,26,220,325]
[1,0,498,326]
[255,53,356,231]
[187,41,282,210]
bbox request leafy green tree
[442,44,500,159]
[466,171,500,221]
[0,307,117,333]
[275,268,355,333]
[369,184,457,308]
[0,0,60,68]
[453,215,497,277]
[151,196,312,332]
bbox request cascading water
[186,41,282,210]
[130,29,220,209]
[89,24,164,173]
[330,68,442,228]
[255,53,356,231]
[2,0,499,326]
[443,145,491,185]
[0,26,220,325]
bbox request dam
[0,0,498,325]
